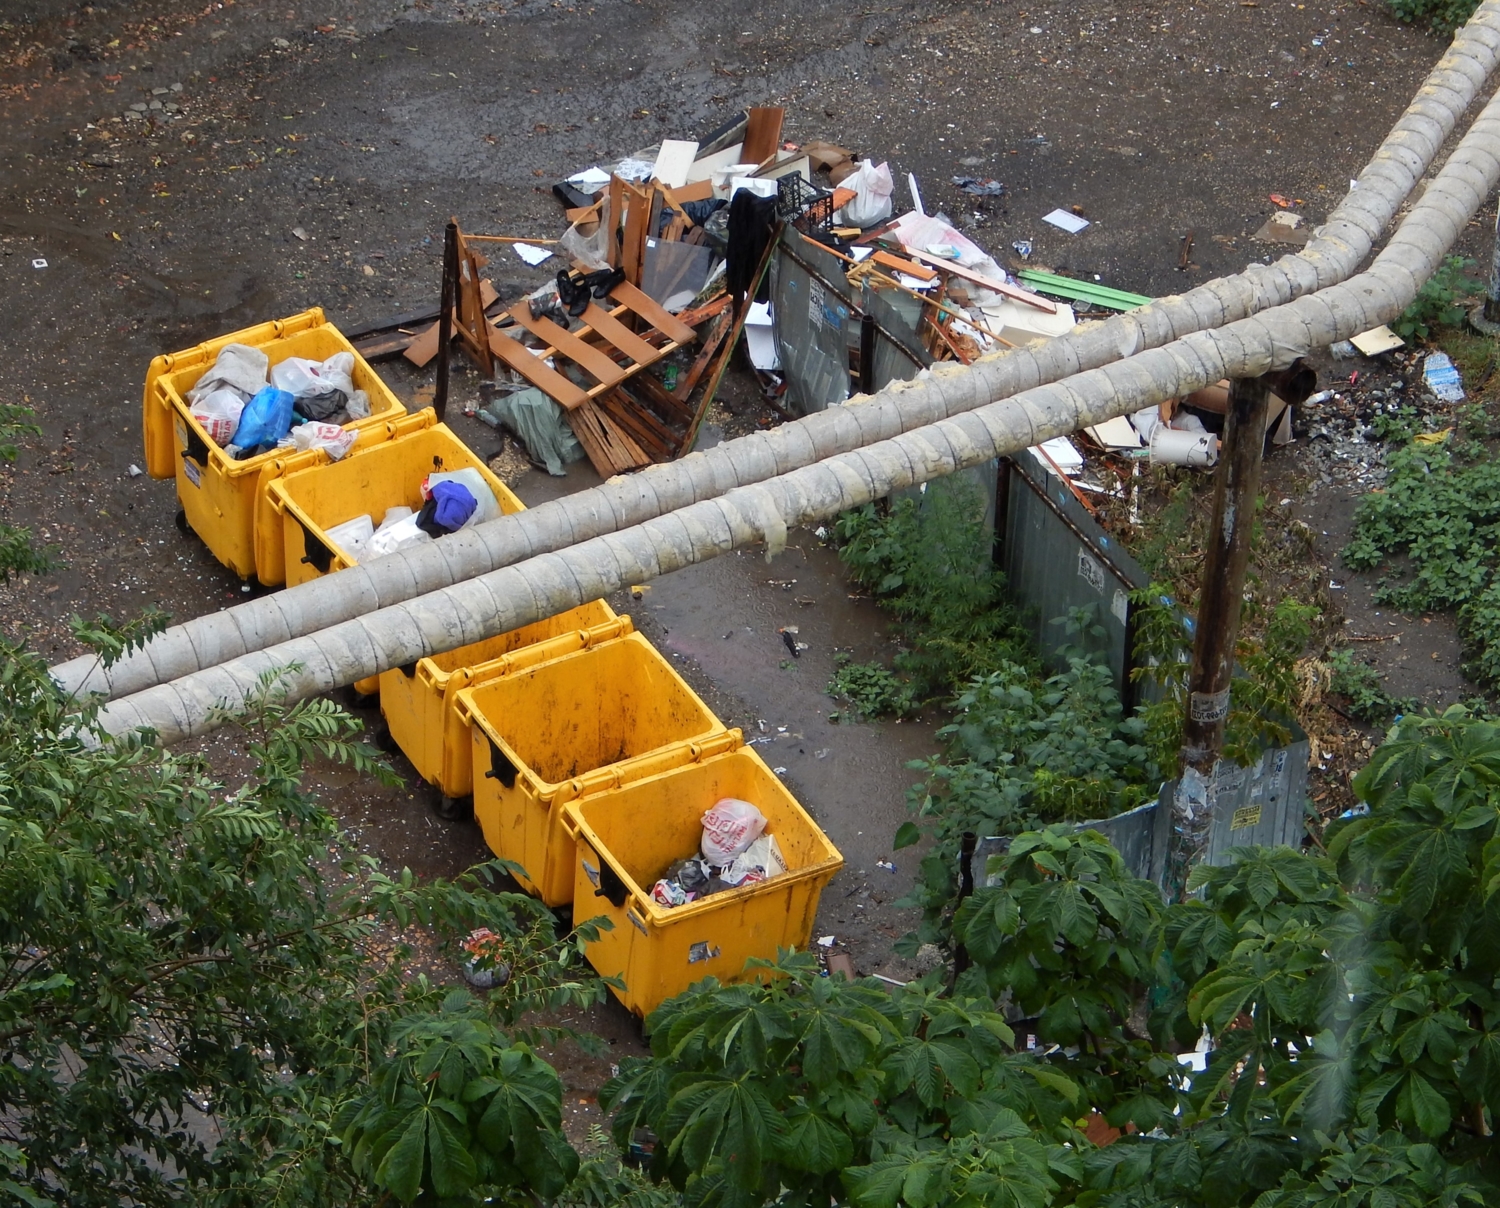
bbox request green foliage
[1327,648,1418,725]
[1342,437,1500,686]
[0,628,609,1206]
[601,950,1085,1208]
[827,653,916,720]
[1131,586,1317,768]
[1392,255,1481,342]
[898,654,1161,950]
[834,475,1033,705]
[0,405,52,583]
[1386,0,1481,34]
[339,994,579,1205]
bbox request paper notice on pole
[512,242,554,267]
[1042,208,1090,234]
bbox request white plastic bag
[325,514,374,560]
[270,352,356,419]
[287,421,357,461]
[423,468,500,527]
[839,160,895,228]
[701,798,768,864]
[365,509,431,558]
[723,833,787,887]
[190,386,248,445]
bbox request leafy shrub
[826,653,916,720]
[834,475,1032,702]
[1392,254,1480,342]
[1327,647,1418,724]
[1386,0,1480,32]
[1343,437,1500,685]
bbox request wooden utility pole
[1166,375,1271,900]
[433,219,459,423]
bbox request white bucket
[1150,426,1219,468]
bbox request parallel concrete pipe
[53,0,1500,706]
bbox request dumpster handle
[482,734,518,789]
[295,518,336,575]
[180,424,210,470]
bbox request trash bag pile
[186,343,371,460]
[651,797,788,908]
[322,468,501,563]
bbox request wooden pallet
[565,398,651,477]
[487,279,697,411]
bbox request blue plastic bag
[230,386,295,452]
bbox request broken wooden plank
[508,307,628,388]
[567,398,651,476]
[488,329,590,410]
[871,250,937,281]
[403,280,501,367]
[673,292,732,329]
[596,388,678,459]
[627,370,695,423]
[673,310,732,402]
[609,279,697,344]
[903,248,1057,312]
[579,302,660,365]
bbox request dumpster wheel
[432,788,473,823]
[174,508,190,537]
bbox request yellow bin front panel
[563,746,843,1018]
[268,421,524,588]
[141,308,406,582]
[379,603,626,800]
[458,632,728,907]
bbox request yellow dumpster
[378,604,627,815]
[455,631,729,907]
[142,308,405,582]
[266,412,523,588]
[562,742,843,1017]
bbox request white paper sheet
[512,242,554,266]
[1042,208,1090,234]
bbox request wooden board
[660,179,715,204]
[509,308,627,388]
[871,250,937,281]
[609,279,697,344]
[579,302,660,365]
[403,280,500,367]
[596,388,679,459]
[673,310,731,402]
[741,107,785,167]
[904,248,1057,312]
[488,328,590,410]
[566,398,651,476]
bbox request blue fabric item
[416,480,477,536]
[231,386,296,450]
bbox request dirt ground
[0,0,1491,1108]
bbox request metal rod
[434,220,458,422]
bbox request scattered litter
[1251,209,1307,246]
[1268,192,1297,208]
[1423,351,1465,402]
[1085,415,1142,451]
[127,463,143,478]
[1042,208,1089,234]
[651,139,699,188]
[1012,240,1032,258]
[292,226,309,241]
[1150,426,1219,468]
[31,258,47,269]
[875,859,897,873]
[1028,436,1084,476]
[566,166,611,190]
[630,585,651,599]
[814,748,831,759]
[816,935,836,948]
[772,766,788,775]
[952,176,1006,197]
[907,171,925,215]
[744,301,780,370]
[1414,427,1453,444]
[1350,325,1404,356]
[512,241,554,266]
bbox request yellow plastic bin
[379,604,628,812]
[455,631,729,907]
[141,308,406,582]
[562,743,843,1017]
[266,414,524,588]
